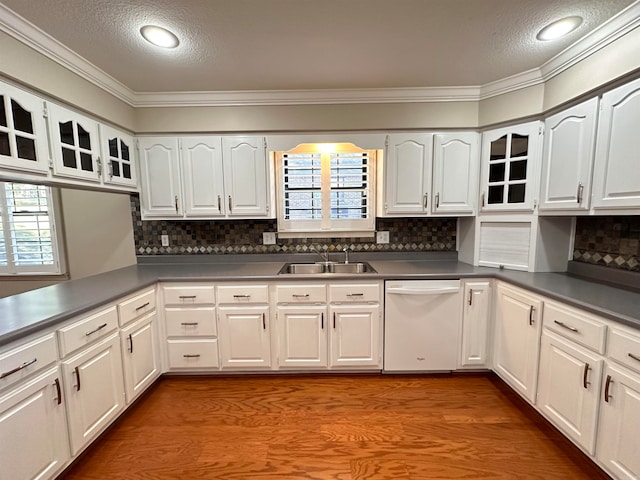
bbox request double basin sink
[278,262,377,275]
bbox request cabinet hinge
[264,138,267,150]
[178,138,182,149]
[538,124,543,135]
[96,156,102,177]
[266,205,269,213]
[42,101,48,119]
[385,135,389,149]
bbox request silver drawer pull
[233,294,251,298]
[179,295,197,299]
[553,320,579,333]
[628,353,640,363]
[181,322,199,326]
[0,358,37,379]
[292,294,310,298]
[85,323,108,336]
[183,354,201,358]
[135,302,150,311]
[346,293,364,297]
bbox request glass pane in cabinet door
[122,163,131,179]
[488,185,504,204]
[77,124,91,150]
[62,148,76,168]
[121,141,129,160]
[507,184,526,203]
[59,121,74,146]
[490,135,507,160]
[489,162,505,182]
[510,134,529,157]
[111,160,120,176]
[80,152,93,171]
[0,95,7,126]
[16,136,36,161]
[11,100,34,134]
[108,138,118,157]
[0,132,10,156]
[509,160,527,181]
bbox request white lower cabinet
[61,332,125,455]
[460,279,492,368]
[120,313,159,403]
[277,305,327,368]
[0,367,69,480]
[218,305,271,369]
[329,304,381,368]
[492,283,542,404]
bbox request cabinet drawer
[165,307,217,337]
[608,328,640,374]
[543,302,607,354]
[217,285,269,304]
[0,333,58,391]
[276,284,326,304]
[167,339,219,369]
[118,288,156,327]
[58,306,119,358]
[163,285,215,305]
[329,284,380,303]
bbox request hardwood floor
[60,374,611,480]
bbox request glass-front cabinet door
[99,125,137,188]
[479,121,542,212]
[0,80,49,174]
[48,103,101,182]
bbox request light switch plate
[376,231,390,244]
[263,232,277,245]
[161,234,169,247]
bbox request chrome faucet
[343,247,350,264]
[310,245,330,264]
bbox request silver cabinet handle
[234,294,251,299]
[423,193,428,208]
[577,182,584,204]
[628,353,640,363]
[128,334,133,353]
[553,320,579,333]
[528,306,535,326]
[228,195,232,214]
[74,366,81,391]
[183,354,200,358]
[468,289,473,306]
[321,312,324,330]
[582,363,590,389]
[179,295,197,299]
[217,195,222,212]
[181,322,199,326]
[604,374,613,403]
[54,377,62,405]
[292,294,310,298]
[262,313,266,330]
[333,312,336,329]
[85,323,107,336]
[0,358,37,379]
[175,195,179,213]
[435,193,440,208]
[346,293,364,297]
[135,302,150,311]
[481,192,485,207]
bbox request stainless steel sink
[278,262,376,275]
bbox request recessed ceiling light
[536,16,583,41]
[140,25,180,49]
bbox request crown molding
[1,1,639,108]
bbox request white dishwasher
[384,280,462,372]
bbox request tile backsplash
[573,216,640,272]
[130,195,457,255]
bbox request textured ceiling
[1,0,636,93]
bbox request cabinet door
[277,305,327,368]
[181,136,226,217]
[0,80,49,174]
[100,125,137,188]
[120,313,159,403]
[218,305,271,369]
[460,280,491,367]
[0,367,69,480]
[137,137,183,218]
[537,331,603,455]
[539,98,598,212]
[49,103,101,182]
[62,333,125,455]
[432,132,479,215]
[592,78,640,210]
[384,133,433,215]
[596,363,640,480]
[329,304,381,368]
[222,136,269,217]
[480,121,541,212]
[493,284,542,403]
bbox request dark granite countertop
[1,253,638,347]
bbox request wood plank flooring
[59,374,611,480]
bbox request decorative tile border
[130,195,457,255]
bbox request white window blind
[0,182,62,274]
[277,143,375,236]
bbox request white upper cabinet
[539,98,598,212]
[383,133,433,215]
[479,121,542,212]
[100,125,137,188]
[48,103,102,182]
[137,137,183,218]
[181,136,226,217]
[0,80,49,174]
[592,77,640,210]
[222,136,269,217]
[432,132,479,215]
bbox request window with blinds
[0,182,62,274]
[277,143,375,236]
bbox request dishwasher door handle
[386,287,460,295]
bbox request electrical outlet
[161,235,169,247]
[263,232,277,245]
[376,231,390,244]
